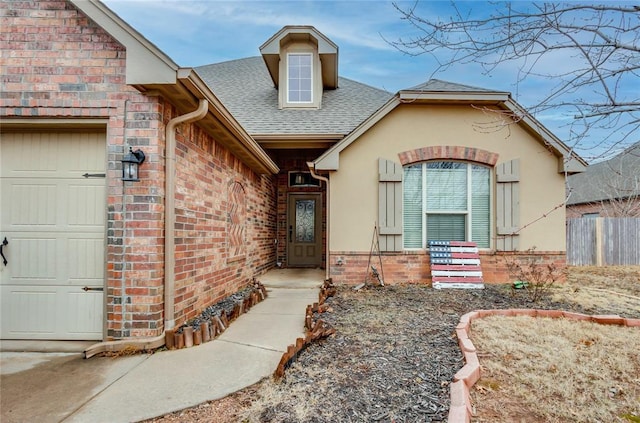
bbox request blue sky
[102,1,636,162]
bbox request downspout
[84,99,208,359]
[307,162,330,281]
[164,99,209,330]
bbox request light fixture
[122,147,145,182]
[294,173,305,185]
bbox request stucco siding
[330,104,567,252]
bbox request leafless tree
[390,2,640,160]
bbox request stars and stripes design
[429,240,485,289]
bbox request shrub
[506,247,565,302]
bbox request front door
[287,194,322,267]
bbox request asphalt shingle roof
[196,57,393,136]
[567,142,640,204]
[406,79,504,93]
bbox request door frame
[286,192,323,267]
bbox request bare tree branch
[390,2,640,160]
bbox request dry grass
[471,316,640,422]
[552,266,640,316]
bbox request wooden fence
[567,217,640,266]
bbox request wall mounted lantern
[289,171,320,187]
[122,147,146,182]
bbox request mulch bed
[148,282,638,422]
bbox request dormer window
[287,53,313,103]
[260,26,338,110]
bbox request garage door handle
[82,286,104,292]
[1,237,7,266]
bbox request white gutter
[164,99,209,330]
[307,162,330,281]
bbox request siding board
[567,217,640,265]
[496,159,520,251]
[378,158,403,251]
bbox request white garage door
[0,132,106,340]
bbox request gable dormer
[260,26,338,109]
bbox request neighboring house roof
[567,142,640,205]
[195,57,392,138]
[314,79,587,173]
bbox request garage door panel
[1,286,103,339]
[67,133,106,173]
[3,181,58,227]
[6,237,58,282]
[0,132,105,178]
[66,291,104,335]
[2,179,105,232]
[3,233,104,287]
[68,237,105,282]
[68,184,106,227]
[1,287,58,336]
[0,132,58,176]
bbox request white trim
[286,53,313,105]
[404,162,491,249]
[433,282,485,289]
[314,91,586,173]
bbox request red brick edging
[449,309,640,423]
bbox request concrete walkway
[0,270,322,423]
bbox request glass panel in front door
[295,199,315,242]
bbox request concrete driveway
[0,268,323,422]
[1,346,149,423]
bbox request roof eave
[176,69,280,175]
[315,92,589,174]
[399,90,510,103]
[502,99,587,174]
[255,133,344,150]
[314,97,401,170]
[69,1,278,175]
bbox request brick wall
[1,0,277,339]
[329,250,566,285]
[171,121,276,327]
[1,0,164,339]
[567,199,640,218]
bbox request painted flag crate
[428,240,485,289]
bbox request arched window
[403,161,490,249]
